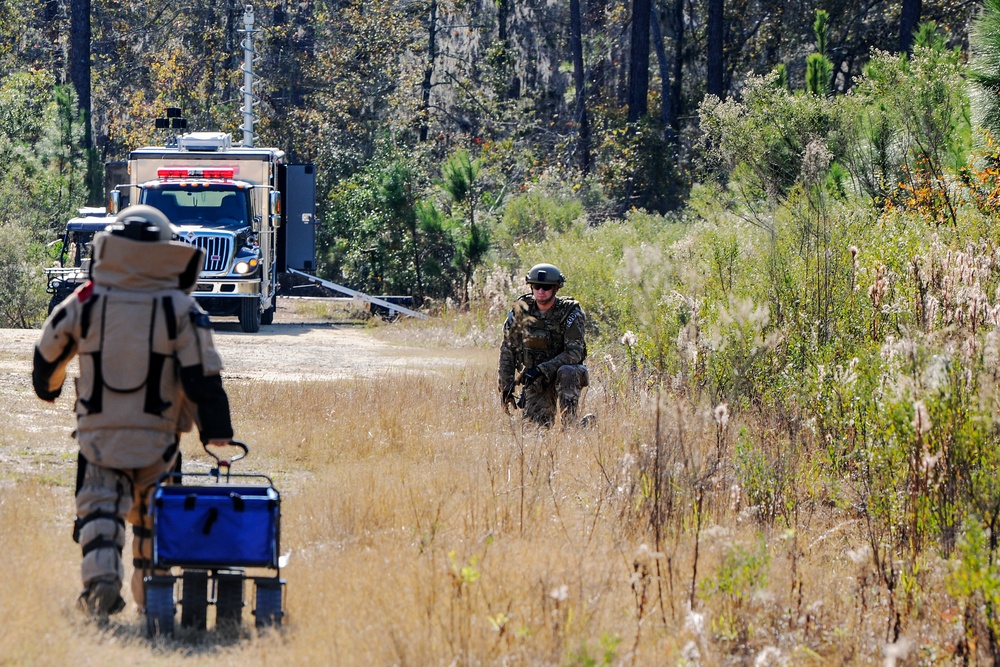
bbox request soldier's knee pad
[556,365,585,394]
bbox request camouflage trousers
[74,444,179,610]
[522,364,588,427]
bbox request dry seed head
[912,400,932,435]
[684,604,706,637]
[603,353,618,374]
[883,637,913,667]
[681,640,702,663]
[635,542,665,560]
[729,483,742,511]
[925,295,939,327]
[754,646,785,667]
[714,403,729,429]
[847,544,871,564]
[921,446,942,472]
[800,139,833,184]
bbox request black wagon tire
[145,578,176,638]
[254,579,284,629]
[180,571,209,630]
[216,572,245,626]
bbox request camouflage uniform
[33,213,233,614]
[498,294,588,426]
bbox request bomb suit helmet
[106,205,177,242]
[525,263,565,288]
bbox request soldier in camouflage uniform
[498,263,588,427]
[33,206,234,618]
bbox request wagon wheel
[180,571,208,630]
[215,571,245,627]
[144,577,176,638]
[254,579,284,629]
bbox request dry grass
[0,337,962,666]
[283,297,374,323]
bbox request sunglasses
[530,284,555,292]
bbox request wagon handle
[204,440,248,481]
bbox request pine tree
[969,0,1000,139]
[805,10,833,96]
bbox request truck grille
[180,234,233,274]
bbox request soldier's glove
[501,384,516,414]
[521,367,543,388]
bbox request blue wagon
[143,442,284,637]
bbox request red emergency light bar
[157,167,235,179]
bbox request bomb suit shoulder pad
[175,304,224,375]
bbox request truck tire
[261,294,275,325]
[239,297,261,333]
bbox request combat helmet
[106,205,177,242]
[525,263,565,288]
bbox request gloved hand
[501,384,516,414]
[521,366,542,387]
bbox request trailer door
[278,163,317,272]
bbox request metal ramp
[286,268,428,320]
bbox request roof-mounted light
[157,167,235,180]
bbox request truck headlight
[234,257,259,275]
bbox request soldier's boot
[76,462,129,616]
[79,579,126,617]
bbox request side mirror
[269,191,282,228]
[108,190,121,214]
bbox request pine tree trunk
[628,0,651,123]
[419,0,439,142]
[570,0,591,172]
[899,0,922,53]
[706,0,723,98]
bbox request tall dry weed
[0,330,977,665]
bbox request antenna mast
[239,5,259,147]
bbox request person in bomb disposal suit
[33,205,234,618]
[498,263,589,427]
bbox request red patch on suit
[76,281,94,302]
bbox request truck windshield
[143,186,251,230]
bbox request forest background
[12,0,1000,662]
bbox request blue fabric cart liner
[152,483,280,568]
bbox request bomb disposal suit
[32,206,233,616]
[498,264,588,427]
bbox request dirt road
[1,298,487,481]
[210,319,470,382]
[2,298,476,385]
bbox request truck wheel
[261,293,276,325]
[239,297,261,333]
